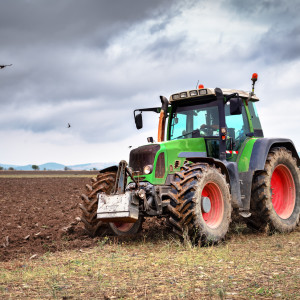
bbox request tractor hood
[129,144,160,174]
[129,138,207,185]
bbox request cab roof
[169,88,259,103]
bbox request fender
[187,157,242,209]
[240,138,300,211]
[249,138,300,171]
[99,165,118,174]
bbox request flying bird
[67,123,71,128]
[0,64,12,69]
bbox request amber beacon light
[251,73,258,82]
[251,73,258,94]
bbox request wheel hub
[201,196,211,213]
[201,182,224,228]
[113,222,135,232]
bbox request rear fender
[241,138,300,211]
[249,138,300,171]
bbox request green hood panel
[163,138,207,166]
[135,138,207,185]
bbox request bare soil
[0,174,167,262]
[0,175,90,261]
[0,170,97,176]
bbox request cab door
[224,100,250,159]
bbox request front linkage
[96,160,168,225]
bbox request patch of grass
[0,231,299,299]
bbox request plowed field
[0,172,167,262]
[0,173,95,261]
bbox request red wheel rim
[113,222,134,232]
[201,182,224,228]
[271,164,295,219]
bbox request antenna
[196,80,199,89]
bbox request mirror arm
[157,96,169,142]
[224,93,239,103]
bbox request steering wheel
[200,124,213,136]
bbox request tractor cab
[167,87,263,160]
[134,84,263,165]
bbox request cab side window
[248,102,264,137]
[225,102,250,151]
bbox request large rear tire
[248,147,300,232]
[168,163,232,245]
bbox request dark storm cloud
[145,34,187,60]
[257,26,300,64]
[226,0,300,21]
[0,0,173,47]
[1,0,299,148]
[226,0,300,63]
[0,0,184,143]
[149,18,169,35]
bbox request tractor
[79,74,300,244]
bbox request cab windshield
[169,101,219,140]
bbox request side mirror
[147,137,154,143]
[135,112,143,129]
[230,97,242,115]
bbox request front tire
[248,147,300,232]
[109,218,143,236]
[80,172,117,236]
[80,171,143,236]
[168,163,232,245]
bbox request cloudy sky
[1,0,300,165]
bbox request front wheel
[109,217,144,236]
[80,171,143,237]
[168,163,232,245]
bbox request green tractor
[80,74,300,244]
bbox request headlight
[143,165,153,175]
[189,90,198,97]
[172,94,180,100]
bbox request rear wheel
[248,147,300,232]
[168,163,232,245]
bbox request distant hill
[67,162,115,171]
[39,162,66,170]
[0,162,116,171]
[1,152,300,171]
